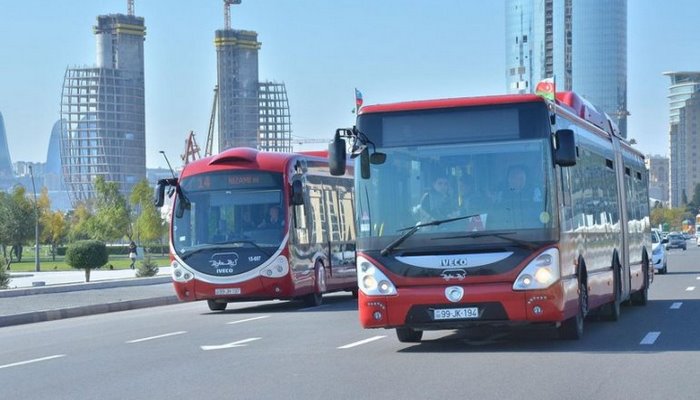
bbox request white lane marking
[686,286,696,291]
[640,331,661,345]
[337,335,387,349]
[126,331,187,344]
[670,302,683,309]
[201,337,261,351]
[226,316,269,325]
[0,354,66,370]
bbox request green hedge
[56,244,169,256]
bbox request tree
[67,202,94,242]
[65,240,108,282]
[41,210,68,261]
[90,176,130,242]
[0,187,35,264]
[136,254,159,278]
[129,179,167,251]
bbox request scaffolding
[258,81,292,152]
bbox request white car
[651,230,667,274]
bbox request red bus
[155,147,356,311]
[329,91,651,341]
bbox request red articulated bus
[155,147,356,311]
[328,91,651,341]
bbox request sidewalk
[0,267,180,328]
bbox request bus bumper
[358,279,577,330]
[173,275,295,302]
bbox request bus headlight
[357,256,397,296]
[513,248,560,291]
[260,256,289,278]
[172,260,195,283]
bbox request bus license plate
[215,288,241,295]
[433,307,479,320]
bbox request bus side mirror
[154,182,165,207]
[360,148,370,179]
[329,135,347,176]
[291,180,304,206]
[554,129,576,167]
[370,152,386,165]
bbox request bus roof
[179,147,327,178]
[358,94,544,115]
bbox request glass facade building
[665,72,700,207]
[506,0,627,137]
[0,111,13,178]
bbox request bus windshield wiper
[380,214,480,257]
[434,231,539,250]
[182,240,272,260]
[214,239,273,258]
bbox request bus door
[612,137,631,298]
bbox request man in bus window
[415,176,457,221]
[259,205,284,228]
[499,165,543,228]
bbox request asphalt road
[2,244,700,400]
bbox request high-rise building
[645,155,669,205]
[505,0,628,137]
[665,72,700,207]
[215,29,261,151]
[258,81,292,152]
[60,11,146,204]
[0,111,13,178]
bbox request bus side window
[293,203,309,244]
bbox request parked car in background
[651,229,668,274]
[666,232,687,251]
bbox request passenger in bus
[239,207,257,231]
[415,176,458,221]
[497,165,543,228]
[259,205,284,228]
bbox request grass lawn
[7,254,171,272]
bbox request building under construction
[258,81,292,152]
[214,1,291,153]
[60,9,146,204]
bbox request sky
[0,0,699,169]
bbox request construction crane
[127,0,134,16]
[205,85,218,157]
[181,131,202,165]
[224,0,242,30]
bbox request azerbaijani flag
[355,88,363,108]
[535,77,556,101]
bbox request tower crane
[127,0,134,16]
[205,85,218,157]
[224,0,242,30]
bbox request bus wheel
[603,261,622,321]
[303,264,325,307]
[396,327,423,343]
[207,300,227,311]
[631,258,649,306]
[559,280,586,340]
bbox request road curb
[0,276,172,298]
[0,295,181,328]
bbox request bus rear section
[159,148,356,311]
[330,92,651,341]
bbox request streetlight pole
[28,165,40,272]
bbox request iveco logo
[210,252,240,273]
[441,269,467,281]
[441,258,468,267]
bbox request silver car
[651,230,668,274]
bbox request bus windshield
[172,170,285,258]
[355,139,557,249]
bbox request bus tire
[396,327,423,343]
[207,299,227,311]
[631,256,650,306]
[559,273,587,340]
[303,263,325,307]
[602,258,621,321]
